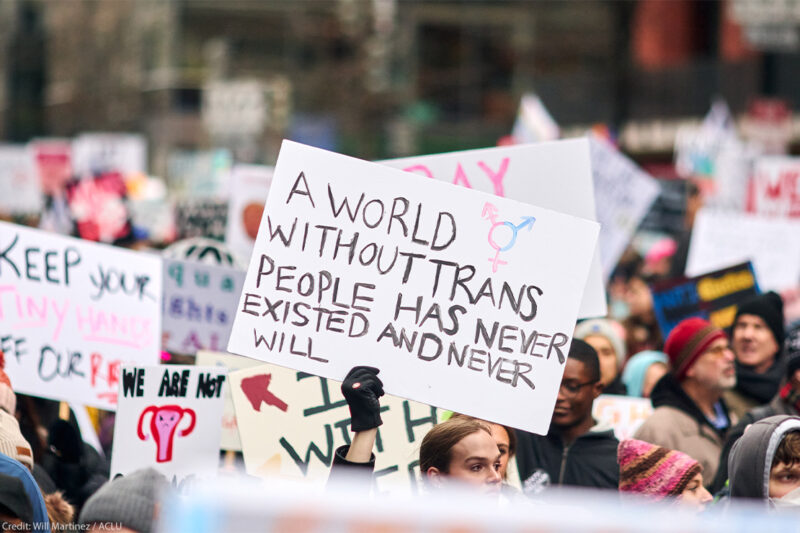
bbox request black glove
[341,366,384,432]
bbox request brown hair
[773,431,800,469]
[447,413,516,458]
[420,418,492,475]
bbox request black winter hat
[735,291,785,347]
[785,324,800,378]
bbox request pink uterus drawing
[137,405,197,463]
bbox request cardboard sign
[638,178,689,236]
[162,259,246,356]
[225,165,274,264]
[686,208,800,292]
[651,262,760,338]
[0,222,162,409]
[174,198,228,241]
[30,139,72,197]
[229,363,444,493]
[65,172,133,243]
[195,351,264,451]
[72,133,147,177]
[110,365,226,483]
[228,141,600,435]
[747,157,800,218]
[589,138,660,279]
[382,138,607,319]
[0,145,42,215]
[592,394,654,441]
[167,149,232,199]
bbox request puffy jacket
[729,415,800,503]
[516,421,619,491]
[634,374,733,486]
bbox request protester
[516,339,619,491]
[728,415,800,508]
[329,366,502,494]
[712,324,800,492]
[618,439,712,511]
[634,317,735,486]
[725,292,786,419]
[0,454,50,530]
[79,468,169,533]
[621,351,669,398]
[0,472,34,527]
[448,413,516,482]
[574,319,627,395]
[623,274,663,357]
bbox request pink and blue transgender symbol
[481,202,535,273]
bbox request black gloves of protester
[342,366,384,432]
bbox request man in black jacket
[516,339,619,492]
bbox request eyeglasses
[559,380,597,395]
[703,344,733,359]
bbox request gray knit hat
[78,468,168,533]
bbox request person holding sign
[329,366,502,494]
[515,340,619,492]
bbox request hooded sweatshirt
[728,415,800,503]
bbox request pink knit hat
[0,352,16,415]
[618,439,701,499]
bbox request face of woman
[428,430,502,494]
[583,334,619,386]
[677,473,712,511]
[489,424,511,479]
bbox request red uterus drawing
[137,405,197,463]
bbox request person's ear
[591,381,604,399]
[426,467,444,488]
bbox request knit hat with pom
[618,439,701,499]
[0,351,16,415]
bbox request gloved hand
[341,366,384,432]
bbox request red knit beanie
[664,318,726,380]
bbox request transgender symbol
[137,405,196,463]
[481,202,535,273]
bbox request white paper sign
[686,208,800,291]
[592,394,654,441]
[110,365,226,483]
[228,141,600,435]
[162,259,246,355]
[512,94,560,144]
[589,138,660,279]
[0,145,42,214]
[382,138,607,318]
[0,221,162,410]
[72,133,147,177]
[195,351,264,451]
[229,363,444,493]
[225,165,274,263]
[748,157,800,218]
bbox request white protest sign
[0,222,162,410]
[589,137,660,280]
[195,351,264,451]
[512,93,560,144]
[382,138,607,318]
[592,394,654,441]
[747,157,800,218]
[162,259,246,355]
[686,208,800,291]
[0,145,42,214]
[72,133,147,177]
[225,165,274,263]
[110,365,226,483]
[229,363,444,493]
[228,141,600,435]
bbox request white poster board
[229,363,444,493]
[110,365,226,484]
[0,222,162,410]
[686,208,800,291]
[748,157,800,218]
[589,138,660,279]
[162,259,246,355]
[72,133,147,177]
[512,93,560,144]
[225,165,274,264]
[0,145,42,214]
[592,394,654,441]
[382,138,607,318]
[195,351,264,451]
[228,141,600,435]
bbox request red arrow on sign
[240,373,289,413]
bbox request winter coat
[723,357,785,420]
[728,415,800,502]
[327,444,376,493]
[516,421,619,491]
[712,392,800,493]
[0,454,50,530]
[633,374,733,486]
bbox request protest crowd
[2,2,800,532]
